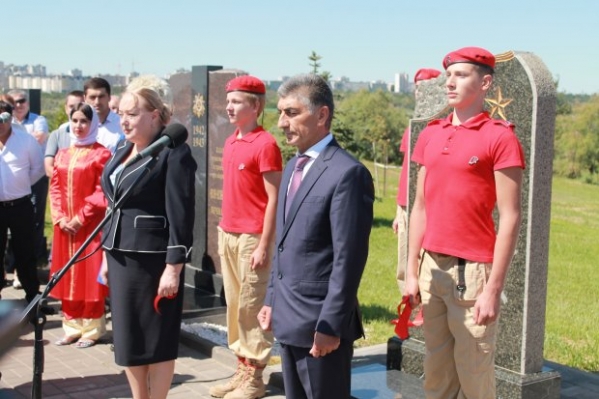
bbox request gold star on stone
[485,86,513,120]
[193,94,206,118]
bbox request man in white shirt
[0,101,44,303]
[8,89,50,267]
[84,77,124,153]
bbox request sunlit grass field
[357,161,599,372]
[544,177,599,371]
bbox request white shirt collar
[301,133,333,160]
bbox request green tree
[554,95,599,182]
[308,51,332,82]
[41,92,68,131]
[335,89,408,164]
[320,70,332,83]
[330,113,359,156]
[308,51,322,74]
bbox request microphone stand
[28,157,158,399]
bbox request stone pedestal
[400,51,560,398]
[496,367,561,399]
[401,339,561,399]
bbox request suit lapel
[118,157,153,188]
[102,141,130,203]
[103,141,154,204]
[279,141,340,242]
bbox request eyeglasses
[14,99,27,105]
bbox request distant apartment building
[267,76,392,93]
[370,80,391,91]
[1,60,403,95]
[1,61,132,93]
[8,74,85,93]
[265,78,286,92]
[393,72,413,93]
[330,76,368,91]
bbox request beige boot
[209,357,247,398]
[223,361,266,399]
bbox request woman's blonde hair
[125,75,173,126]
[127,75,173,108]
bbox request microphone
[0,112,11,124]
[125,123,188,167]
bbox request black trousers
[0,199,40,302]
[31,176,49,262]
[280,339,353,399]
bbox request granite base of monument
[182,263,226,319]
[352,363,424,399]
[400,339,561,399]
[496,366,561,399]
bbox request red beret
[414,68,441,83]
[225,75,266,94]
[443,47,495,70]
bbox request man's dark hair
[0,100,13,115]
[278,74,335,128]
[84,77,111,95]
[68,90,85,98]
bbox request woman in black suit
[99,80,196,399]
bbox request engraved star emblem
[485,86,513,120]
[193,94,206,118]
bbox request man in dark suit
[258,74,374,399]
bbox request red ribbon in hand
[153,294,177,315]
[390,296,423,339]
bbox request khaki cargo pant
[218,227,273,364]
[419,250,497,399]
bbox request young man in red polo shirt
[210,76,282,399]
[393,68,441,294]
[405,47,525,399]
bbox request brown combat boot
[223,360,266,399]
[209,357,247,398]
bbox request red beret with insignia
[443,47,495,70]
[225,75,266,94]
[414,68,441,83]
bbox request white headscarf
[69,104,99,147]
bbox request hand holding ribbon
[390,295,424,339]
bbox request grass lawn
[356,162,402,347]
[358,161,599,372]
[544,177,599,371]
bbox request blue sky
[5,1,595,94]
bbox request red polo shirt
[219,126,282,234]
[412,112,525,262]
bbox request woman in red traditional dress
[49,102,111,348]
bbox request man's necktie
[285,155,311,218]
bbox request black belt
[0,195,31,208]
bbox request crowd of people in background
[1,78,125,308]
[0,44,524,399]
[1,75,198,399]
